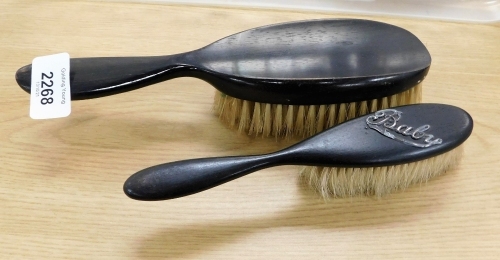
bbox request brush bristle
[214,84,422,138]
[299,145,464,199]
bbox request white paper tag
[30,53,71,119]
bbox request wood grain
[1,1,499,259]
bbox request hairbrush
[123,104,472,200]
[15,19,430,137]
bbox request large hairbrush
[123,104,472,200]
[15,19,430,137]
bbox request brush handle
[15,55,189,100]
[124,154,282,201]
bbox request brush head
[281,104,472,167]
[197,19,430,105]
[291,103,473,198]
[210,19,430,137]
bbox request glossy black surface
[124,104,473,200]
[16,19,431,104]
[15,56,188,100]
[280,104,472,166]
[194,19,430,79]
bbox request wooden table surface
[1,1,499,259]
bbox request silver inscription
[366,109,442,148]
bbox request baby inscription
[366,109,442,148]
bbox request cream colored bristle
[273,104,283,137]
[294,105,306,137]
[214,83,422,137]
[263,103,273,137]
[326,104,337,128]
[347,102,357,119]
[380,96,390,109]
[358,101,368,116]
[369,98,378,113]
[389,93,398,107]
[248,102,263,135]
[238,100,251,133]
[336,103,348,124]
[284,105,294,137]
[299,145,464,199]
[316,105,327,133]
[305,105,317,137]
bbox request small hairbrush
[123,104,472,200]
[15,19,430,137]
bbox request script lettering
[366,109,442,148]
